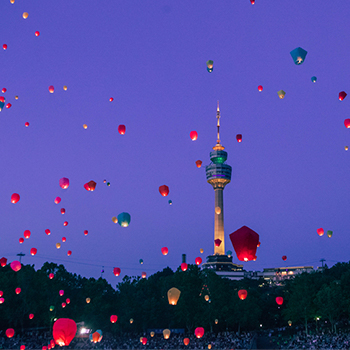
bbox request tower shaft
[214,188,225,255]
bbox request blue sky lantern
[311,76,317,83]
[206,60,213,73]
[0,97,5,111]
[290,47,307,65]
[168,200,172,205]
[117,212,131,227]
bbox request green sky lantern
[311,76,317,83]
[277,90,286,99]
[139,259,143,264]
[290,47,307,65]
[206,60,213,73]
[226,250,232,257]
[327,230,333,238]
[49,305,55,312]
[117,212,131,227]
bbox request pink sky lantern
[48,85,54,93]
[45,229,51,236]
[190,130,198,141]
[1,257,7,267]
[113,267,121,276]
[59,177,70,189]
[29,313,34,319]
[66,298,70,304]
[195,257,202,265]
[62,302,66,308]
[24,230,31,239]
[0,291,3,297]
[181,262,188,271]
[84,180,96,191]
[159,185,169,197]
[110,315,118,323]
[161,247,169,255]
[317,228,324,236]
[49,273,54,279]
[15,287,21,294]
[118,124,126,135]
[214,239,222,247]
[276,296,284,305]
[54,196,61,204]
[339,91,347,101]
[6,328,15,338]
[30,248,37,256]
[344,119,350,128]
[229,225,259,262]
[53,318,77,346]
[0,297,4,304]
[59,290,64,296]
[11,193,20,204]
[194,327,204,339]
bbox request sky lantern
[276,296,284,305]
[168,199,172,205]
[62,302,66,308]
[83,124,88,129]
[229,225,259,261]
[35,31,40,36]
[339,91,347,101]
[0,99,4,111]
[195,327,204,339]
[344,119,350,128]
[141,337,147,345]
[59,177,70,189]
[161,247,169,255]
[11,261,22,272]
[226,250,232,257]
[150,331,154,337]
[311,76,317,83]
[250,0,255,4]
[190,131,198,141]
[6,103,12,109]
[195,257,202,265]
[59,290,64,296]
[200,248,204,253]
[86,298,91,303]
[141,272,147,278]
[238,289,248,300]
[45,229,51,236]
[63,221,68,226]
[0,298,4,304]
[206,60,213,73]
[63,85,67,91]
[66,298,70,304]
[204,295,209,302]
[195,160,202,168]
[277,90,286,99]
[25,122,29,127]
[184,338,190,346]
[0,257,7,267]
[3,44,7,50]
[61,208,65,214]
[56,243,61,249]
[22,12,29,19]
[84,230,88,236]
[52,318,77,346]
[49,273,54,279]
[215,319,218,324]
[327,230,333,238]
[214,238,222,247]
[20,346,25,350]
[167,287,181,305]
[50,306,55,311]
[129,318,133,324]
[113,267,121,276]
[2,87,7,93]
[6,328,15,338]
[24,230,31,239]
[117,212,131,227]
[0,291,3,297]
[258,85,263,91]
[109,97,114,102]
[62,237,66,242]
[139,259,143,264]
[118,125,126,135]
[54,197,61,204]
[163,329,171,339]
[112,216,118,223]
[11,193,20,204]
[30,248,37,256]
[19,237,24,244]
[84,180,96,191]
[110,315,118,323]
[15,287,21,294]
[317,228,324,236]
[236,134,242,143]
[91,332,101,343]
[181,262,188,271]
[29,313,34,319]
[67,250,72,256]
[159,185,169,197]
[282,255,287,261]
[48,85,54,93]
[290,47,307,65]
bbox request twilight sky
[1,1,349,286]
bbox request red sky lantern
[141,272,147,278]
[63,221,68,226]
[181,262,188,271]
[25,122,30,127]
[0,257,7,267]
[11,193,20,203]
[29,313,34,319]
[6,103,11,109]
[229,225,259,261]
[30,248,37,256]
[52,318,77,346]
[19,237,24,244]
[183,338,190,346]
[6,328,15,338]
[344,119,350,128]
[214,239,222,247]
[110,315,118,323]
[3,44,8,50]
[276,296,284,305]
[113,267,121,276]
[20,346,25,350]
[49,273,54,279]
[109,97,114,102]
[54,196,61,204]
[195,160,202,168]
[62,302,66,308]
[59,177,70,189]
[42,347,47,350]
[48,85,54,93]
[0,297,4,304]
[159,185,169,197]
[141,337,147,345]
[24,230,31,239]
[317,228,324,236]
[84,180,96,191]
[190,131,198,141]
[118,124,126,135]
[339,91,347,101]
[258,85,263,91]
[194,327,204,339]
[0,291,3,297]
[1,87,6,93]
[45,229,51,236]
[195,257,202,265]
[84,230,88,235]
[10,260,21,271]
[62,237,66,242]
[161,247,169,255]
[238,289,248,300]
[66,298,70,304]
[61,208,65,214]
[15,287,21,294]
[250,0,255,4]
[236,134,242,142]
[67,250,72,256]
[35,31,40,36]
[282,255,287,261]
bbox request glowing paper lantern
[48,86,54,93]
[19,237,24,244]
[117,212,131,227]
[163,329,171,339]
[56,243,61,249]
[159,185,169,197]
[113,267,121,276]
[11,193,20,203]
[290,47,307,65]
[277,90,286,99]
[61,208,65,214]
[195,160,202,168]
[62,302,66,308]
[206,60,213,73]
[130,318,133,324]
[20,346,25,350]
[35,31,40,37]
[181,262,188,271]
[66,298,70,304]
[83,124,88,129]
[339,91,347,101]
[236,134,242,143]
[59,177,70,189]
[344,119,350,128]
[29,313,34,319]
[200,248,204,253]
[2,88,7,93]
[110,315,118,323]
[59,290,64,296]
[317,228,324,236]
[258,85,263,91]
[0,298,4,304]
[141,337,147,345]
[345,146,349,151]
[63,221,68,226]
[238,289,247,300]
[167,287,181,305]
[282,255,287,261]
[109,97,114,102]
[141,272,147,279]
[6,103,12,109]
[45,229,51,236]
[1,257,8,267]
[161,247,169,255]
[250,0,255,4]
[54,197,61,204]
[229,225,259,261]
[184,338,190,346]
[150,331,154,337]
[204,295,209,302]
[0,291,2,298]
[168,200,172,205]
[84,180,96,191]
[3,44,8,50]
[25,122,29,127]
[24,230,31,239]
[118,125,126,135]
[52,318,77,346]
[67,250,72,256]
[214,239,222,247]
[190,131,198,141]
[215,319,218,324]
[139,259,143,264]
[6,328,15,338]
[50,306,55,311]
[195,257,202,265]
[195,327,204,339]
[63,86,67,91]
[62,237,66,242]
[15,287,21,294]
[112,216,118,223]
[215,207,221,215]
[49,273,54,279]
[311,76,317,83]
[327,230,333,238]
[84,230,88,236]
[86,298,91,303]
[22,12,28,19]
[276,296,283,305]
[30,248,37,256]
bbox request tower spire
[216,101,221,144]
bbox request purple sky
[1,1,349,286]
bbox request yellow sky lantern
[167,287,181,305]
